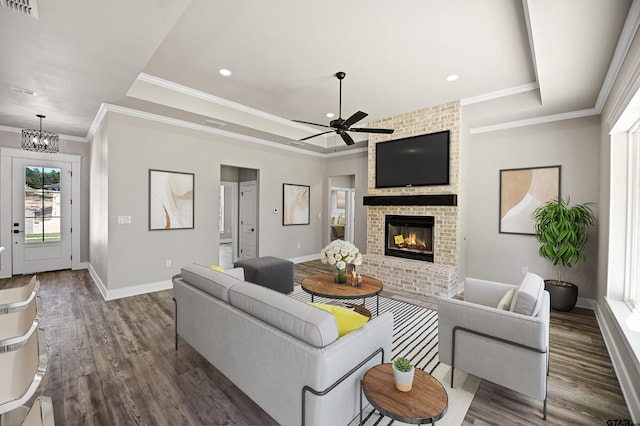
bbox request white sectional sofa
[172,263,394,426]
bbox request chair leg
[173,298,178,351]
[450,367,454,388]
[543,397,547,420]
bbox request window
[625,124,640,313]
[24,166,61,243]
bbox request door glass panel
[24,166,61,243]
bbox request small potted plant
[392,357,414,392]
[533,197,596,311]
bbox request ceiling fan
[293,72,394,146]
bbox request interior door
[238,180,257,260]
[12,158,72,274]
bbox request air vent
[1,0,39,18]
[10,86,37,96]
[202,119,226,128]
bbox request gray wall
[325,150,369,251]
[464,116,601,299]
[91,112,326,290]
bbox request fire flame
[399,232,427,250]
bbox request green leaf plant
[393,357,413,372]
[533,197,596,284]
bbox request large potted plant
[533,197,596,311]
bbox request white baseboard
[73,262,89,270]
[289,253,321,264]
[88,264,108,300]
[595,301,640,422]
[576,296,596,310]
[88,263,172,301]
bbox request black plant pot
[544,280,578,312]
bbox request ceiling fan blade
[340,132,355,146]
[341,111,368,128]
[292,119,333,129]
[349,127,395,134]
[299,130,335,141]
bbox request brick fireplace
[357,101,463,301]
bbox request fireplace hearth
[385,215,434,262]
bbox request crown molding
[136,73,320,134]
[99,103,328,157]
[460,82,539,106]
[470,108,599,134]
[597,0,640,114]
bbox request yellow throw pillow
[209,265,226,273]
[497,288,516,310]
[309,303,369,337]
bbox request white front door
[239,180,257,260]
[12,158,72,274]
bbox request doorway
[219,165,259,267]
[328,175,356,243]
[219,181,237,269]
[0,148,81,278]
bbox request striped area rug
[290,287,480,426]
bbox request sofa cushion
[496,287,516,311]
[309,303,369,337]
[510,273,544,316]
[229,282,338,348]
[181,263,241,303]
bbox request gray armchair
[438,273,550,420]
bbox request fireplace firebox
[385,215,434,262]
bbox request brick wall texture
[359,101,461,300]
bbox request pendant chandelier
[21,114,59,153]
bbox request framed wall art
[499,165,560,235]
[283,183,310,226]
[149,169,194,230]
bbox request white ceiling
[0,0,635,152]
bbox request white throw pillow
[511,273,544,315]
[497,287,516,310]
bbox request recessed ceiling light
[219,69,232,77]
[326,113,335,118]
[446,74,459,82]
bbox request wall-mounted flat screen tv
[375,130,450,188]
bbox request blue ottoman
[234,256,294,294]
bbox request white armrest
[226,267,245,281]
[439,296,548,353]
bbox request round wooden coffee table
[301,273,383,315]
[361,363,448,425]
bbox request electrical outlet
[166,259,172,268]
[297,243,301,249]
[522,266,528,275]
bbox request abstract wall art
[149,169,194,230]
[283,183,310,226]
[499,165,560,235]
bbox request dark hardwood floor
[0,262,632,425]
